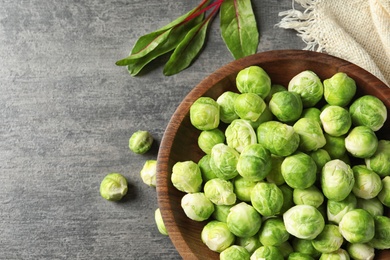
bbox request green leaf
[220,0,259,59]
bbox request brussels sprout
[288,70,324,107]
[283,205,325,240]
[249,106,274,129]
[234,93,267,122]
[257,121,300,156]
[217,91,239,123]
[258,217,290,246]
[301,107,322,125]
[269,91,303,122]
[154,208,168,236]
[197,129,225,154]
[349,95,387,131]
[212,204,233,223]
[321,159,354,201]
[201,220,235,252]
[198,154,217,182]
[327,193,357,224]
[236,65,271,99]
[322,133,346,159]
[140,160,157,187]
[233,175,257,202]
[236,236,262,255]
[351,165,382,199]
[190,97,220,130]
[204,178,236,206]
[357,197,384,217]
[292,237,321,258]
[226,202,262,238]
[311,224,343,253]
[378,176,390,207]
[323,72,356,106]
[181,192,214,221]
[171,161,202,193]
[365,139,390,177]
[279,184,294,214]
[293,118,326,152]
[320,106,352,137]
[209,143,239,180]
[220,245,250,260]
[277,241,294,258]
[266,155,285,185]
[225,119,257,153]
[129,130,153,154]
[265,84,287,102]
[339,209,375,243]
[310,149,331,175]
[345,126,378,158]
[281,152,317,189]
[99,173,128,201]
[368,215,390,249]
[251,246,284,260]
[346,243,375,260]
[293,185,324,208]
[288,252,315,260]
[237,144,272,182]
[319,248,350,260]
[251,182,284,217]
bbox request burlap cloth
[278,0,390,87]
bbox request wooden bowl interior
[157,50,390,260]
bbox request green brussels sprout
[281,152,317,189]
[323,72,356,107]
[320,105,352,137]
[236,65,271,99]
[311,224,344,253]
[216,91,239,123]
[288,252,315,260]
[237,144,272,181]
[277,241,294,259]
[265,84,287,102]
[236,236,261,255]
[226,202,262,238]
[357,197,384,217]
[288,70,324,107]
[368,215,390,249]
[283,205,325,240]
[346,243,375,260]
[292,237,321,258]
[234,93,266,122]
[251,182,284,217]
[269,91,303,123]
[339,209,375,243]
[201,220,235,252]
[171,161,202,193]
[349,95,387,131]
[190,97,220,130]
[321,159,354,201]
[293,185,324,208]
[352,165,382,199]
[209,143,239,180]
[233,175,257,202]
[319,248,350,260]
[251,246,284,260]
[154,208,168,236]
[198,154,217,182]
[100,173,128,201]
[129,130,153,154]
[220,245,250,260]
[258,217,290,246]
[257,121,300,157]
[197,128,225,155]
[181,192,214,221]
[212,204,233,223]
[310,149,331,175]
[327,193,357,224]
[322,133,346,159]
[140,160,157,187]
[365,139,390,177]
[301,107,322,125]
[378,176,390,207]
[248,106,274,129]
[279,184,294,214]
[345,126,378,158]
[204,178,236,206]
[293,118,326,152]
[225,119,257,153]
[266,155,286,185]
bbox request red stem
[184,0,224,23]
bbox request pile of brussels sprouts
[171,66,390,259]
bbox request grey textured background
[0,0,304,259]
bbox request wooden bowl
[156,50,390,259]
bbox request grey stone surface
[0,0,304,259]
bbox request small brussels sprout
[204,178,236,206]
[100,173,128,201]
[190,97,220,130]
[181,192,214,221]
[212,204,233,223]
[293,185,324,208]
[357,197,384,217]
[198,154,217,182]
[265,84,287,102]
[292,237,321,258]
[269,91,303,123]
[323,72,356,106]
[226,202,262,238]
[346,243,375,260]
[352,165,382,199]
[301,107,322,125]
[283,205,325,240]
[251,246,284,260]
[288,252,315,260]
[281,152,317,189]
[310,149,331,175]
[233,175,257,202]
[236,65,271,99]
[339,209,375,243]
[320,105,352,137]
[327,193,357,224]
[288,70,324,107]
[378,176,390,207]
[129,130,153,154]
[322,133,346,159]
[237,144,272,182]
[293,117,326,152]
[345,126,378,158]
[279,184,294,214]
[140,160,157,187]
[251,182,284,217]
[197,128,225,154]
[171,161,203,193]
[368,215,390,249]
[257,121,300,156]
[236,236,262,255]
[216,91,239,123]
[311,224,343,253]
[321,159,354,201]
[220,245,250,260]
[365,139,390,177]
[319,248,350,260]
[234,93,266,122]
[201,220,235,253]
[248,106,274,129]
[266,155,286,185]
[154,208,168,236]
[225,119,257,153]
[209,143,239,180]
[258,217,290,246]
[349,95,387,131]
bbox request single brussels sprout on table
[351,165,382,199]
[365,139,390,177]
[320,105,352,137]
[323,72,356,107]
[204,178,236,206]
[321,159,354,201]
[140,160,157,187]
[346,243,375,260]
[269,91,303,123]
[251,182,284,217]
[258,217,290,246]
[281,152,317,189]
[293,117,326,152]
[288,70,324,107]
[339,209,375,243]
[345,126,378,158]
[293,185,324,208]
[154,208,168,236]
[201,220,235,253]
[251,245,284,260]
[311,224,344,253]
[129,130,153,154]
[99,173,128,201]
[236,65,271,99]
[220,245,250,260]
[209,143,239,180]
[181,192,214,221]
[171,160,202,193]
[226,202,262,238]
[378,176,390,207]
[190,96,220,130]
[225,119,257,153]
[327,193,357,224]
[197,128,225,154]
[216,91,239,123]
[234,93,266,122]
